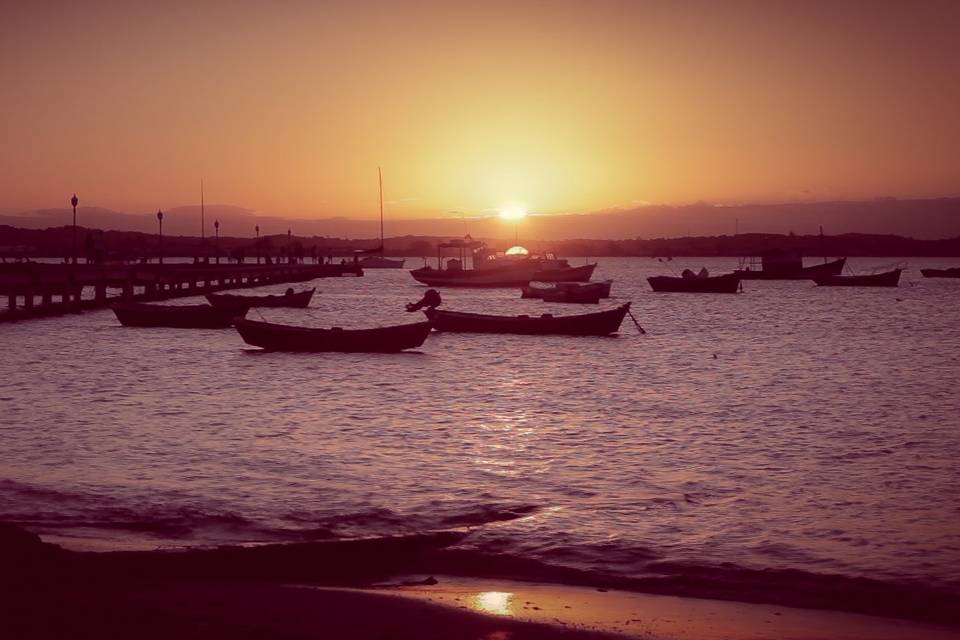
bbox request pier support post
[8,295,17,311]
[95,285,107,302]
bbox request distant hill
[2,197,959,241]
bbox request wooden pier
[0,262,363,323]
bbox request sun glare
[499,205,528,221]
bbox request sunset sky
[2,0,958,220]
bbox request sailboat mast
[378,167,384,252]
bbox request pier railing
[0,262,363,322]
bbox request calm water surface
[2,257,959,595]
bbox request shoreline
[3,523,959,638]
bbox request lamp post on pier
[157,210,164,265]
[214,220,220,264]
[255,225,260,264]
[71,194,79,264]
[287,229,292,264]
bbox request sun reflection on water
[472,591,514,616]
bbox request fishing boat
[814,268,902,287]
[522,280,612,300]
[358,168,406,269]
[920,267,960,278]
[233,318,432,352]
[474,246,597,282]
[207,288,315,310]
[647,272,741,293]
[540,288,601,304]
[113,302,246,328]
[424,303,631,336]
[533,262,597,282]
[735,249,846,280]
[410,237,538,287]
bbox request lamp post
[287,228,292,263]
[157,210,164,265]
[255,225,260,264]
[214,220,220,264]
[71,194,79,264]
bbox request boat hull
[921,268,960,278]
[234,318,432,352]
[522,280,612,300]
[814,269,902,287]
[425,303,630,336]
[532,263,597,282]
[736,257,846,280]
[647,273,741,293]
[410,265,535,287]
[207,288,315,310]
[113,303,245,328]
[359,256,406,269]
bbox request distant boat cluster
[105,239,959,352]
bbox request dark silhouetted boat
[814,269,902,287]
[357,168,406,269]
[735,249,846,280]
[207,288,315,310]
[234,318,432,352]
[522,280,612,300]
[425,303,630,335]
[921,267,960,278]
[648,272,741,293]
[532,262,597,282]
[410,237,537,287]
[113,302,246,328]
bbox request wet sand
[373,576,960,639]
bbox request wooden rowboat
[425,303,631,336]
[234,318,432,352]
[207,288,315,310]
[522,280,612,300]
[920,267,960,278]
[113,302,246,328]
[647,273,741,293]
[814,269,902,287]
[532,263,597,282]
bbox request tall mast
[378,167,384,252]
[201,179,205,241]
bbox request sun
[498,204,528,221]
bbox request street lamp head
[156,210,163,221]
[214,220,219,229]
[255,225,259,233]
[71,194,78,208]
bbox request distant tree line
[2,225,959,260]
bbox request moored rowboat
[920,267,960,278]
[813,269,902,287]
[522,280,612,299]
[113,302,246,328]
[425,303,631,336]
[207,288,315,310]
[234,318,432,352]
[647,273,741,293]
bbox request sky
[2,0,959,223]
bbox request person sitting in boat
[698,267,709,278]
[681,268,696,279]
[285,287,294,296]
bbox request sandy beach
[4,524,958,639]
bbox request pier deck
[0,262,363,322]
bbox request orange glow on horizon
[1,2,959,219]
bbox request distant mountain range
[2,197,959,241]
